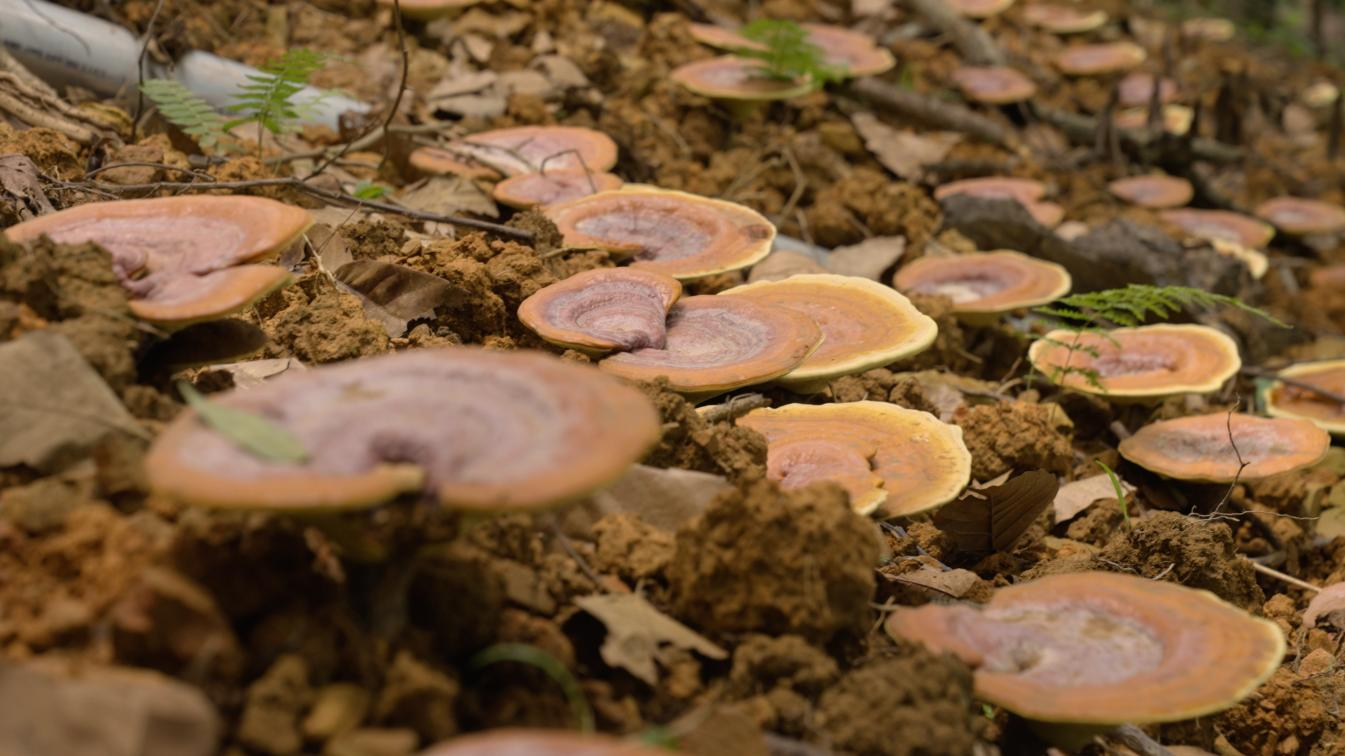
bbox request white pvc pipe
[0,0,369,130]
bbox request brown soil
[636,380,768,481]
[260,280,390,363]
[953,400,1075,482]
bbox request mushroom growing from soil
[719,273,938,392]
[893,250,1071,324]
[544,187,776,280]
[737,401,972,516]
[1253,197,1345,237]
[1107,174,1194,209]
[419,730,667,756]
[886,572,1284,745]
[1117,72,1179,107]
[5,195,311,328]
[934,177,1062,228]
[1158,208,1277,248]
[598,295,822,401]
[670,56,813,112]
[517,267,682,354]
[1119,413,1329,483]
[492,170,624,209]
[688,23,895,78]
[409,126,619,179]
[1265,360,1345,436]
[1028,324,1242,401]
[946,0,1016,19]
[1022,4,1109,34]
[145,348,660,512]
[1054,42,1147,76]
[951,66,1038,105]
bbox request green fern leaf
[225,48,328,137]
[139,79,225,147]
[735,19,848,88]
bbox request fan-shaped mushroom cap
[1115,104,1194,135]
[1181,17,1236,42]
[492,170,624,209]
[1107,174,1194,209]
[670,56,813,101]
[517,268,682,353]
[1025,201,1065,229]
[686,23,893,76]
[1055,42,1147,76]
[1028,324,1241,400]
[934,177,1047,204]
[894,251,1071,322]
[1254,196,1345,236]
[951,66,1038,104]
[1022,4,1108,34]
[1159,209,1276,248]
[409,127,619,179]
[1118,72,1179,107]
[545,187,776,280]
[1266,360,1345,436]
[145,348,660,512]
[886,571,1284,725]
[1119,413,1329,483]
[738,402,972,516]
[598,295,821,400]
[947,0,1016,19]
[419,730,666,756]
[720,274,938,391]
[687,23,763,51]
[129,265,292,328]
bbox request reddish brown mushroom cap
[1107,174,1194,209]
[1028,324,1242,400]
[1119,413,1329,483]
[670,56,813,101]
[419,730,667,756]
[720,274,938,391]
[1266,360,1345,436]
[687,23,762,51]
[129,265,292,328]
[517,268,683,353]
[886,571,1285,725]
[145,348,660,512]
[737,401,972,516]
[1115,104,1194,135]
[1159,209,1276,248]
[598,295,822,399]
[545,187,776,280]
[947,0,1016,19]
[894,251,1072,319]
[1055,42,1147,76]
[492,170,624,209]
[409,127,618,179]
[1024,201,1065,229]
[1022,4,1109,34]
[934,177,1047,205]
[688,23,894,77]
[1118,72,1179,107]
[951,66,1039,104]
[1254,197,1345,236]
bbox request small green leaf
[352,181,389,200]
[1095,459,1131,533]
[177,381,308,463]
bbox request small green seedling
[351,181,390,200]
[1095,459,1131,533]
[469,643,594,733]
[177,381,308,463]
[735,19,848,89]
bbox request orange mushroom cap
[409,127,618,179]
[720,273,938,392]
[1119,413,1329,483]
[598,295,822,400]
[1254,196,1345,237]
[893,251,1071,321]
[687,23,764,51]
[670,56,813,101]
[129,265,293,329]
[517,268,683,354]
[1028,324,1241,400]
[419,730,667,756]
[737,401,972,516]
[1158,209,1276,249]
[377,0,481,21]
[1115,104,1194,135]
[1117,72,1179,107]
[1022,4,1109,34]
[544,187,776,280]
[951,66,1039,105]
[687,23,894,77]
[492,170,624,209]
[886,571,1284,725]
[1024,201,1065,229]
[1266,359,1345,436]
[934,177,1047,205]
[145,348,660,512]
[1055,42,1147,76]
[947,0,1017,19]
[1107,174,1194,209]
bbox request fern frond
[139,79,225,147]
[1037,284,1288,331]
[735,20,848,88]
[225,48,327,136]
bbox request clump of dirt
[723,634,837,737]
[635,380,767,481]
[236,654,314,755]
[667,479,881,644]
[805,168,942,249]
[0,124,82,179]
[262,280,389,363]
[1062,502,1126,546]
[953,401,1075,481]
[342,217,411,261]
[814,649,979,756]
[1214,652,1345,755]
[591,513,673,582]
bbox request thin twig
[1252,561,1321,593]
[133,0,166,138]
[698,393,770,423]
[550,520,607,592]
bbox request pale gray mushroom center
[46,217,249,277]
[912,271,1015,303]
[610,303,773,368]
[1150,426,1285,464]
[544,280,673,350]
[1090,350,1178,377]
[574,204,715,261]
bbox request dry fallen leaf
[1303,583,1345,629]
[575,593,727,685]
[395,176,498,218]
[748,250,826,282]
[850,113,962,181]
[0,153,54,220]
[335,260,455,337]
[200,358,308,391]
[934,470,1058,556]
[826,236,906,281]
[590,464,732,532]
[1053,473,1136,524]
[890,566,982,598]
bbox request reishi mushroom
[516,268,682,353]
[1119,413,1329,483]
[1055,42,1147,76]
[1117,72,1179,107]
[886,572,1284,739]
[1253,196,1345,237]
[5,195,311,328]
[1158,208,1276,248]
[1114,104,1194,135]
[893,250,1072,323]
[419,730,668,756]
[1266,360,1345,436]
[686,23,894,77]
[934,177,1063,228]
[1028,324,1242,400]
[951,66,1038,105]
[670,57,812,107]
[409,126,619,179]
[720,273,939,392]
[598,295,822,401]
[737,401,972,516]
[544,187,776,280]
[1107,174,1194,209]
[492,170,624,209]
[145,348,660,512]
[1022,4,1109,34]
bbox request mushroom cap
[1022,4,1109,34]
[951,66,1039,104]
[492,170,625,209]
[1055,42,1147,76]
[598,295,822,399]
[886,571,1284,725]
[1158,209,1276,248]
[947,0,1016,19]
[670,56,813,101]
[687,23,894,77]
[1208,238,1269,280]
[409,127,619,179]
[419,730,667,756]
[894,250,1072,317]
[516,267,683,353]
[720,273,938,390]
[687,23,764,51]
[1118,72,1179,107]
[1115,104,1194,135]
[1028,324,1241,400]
[544,187,776,280]
[1024,201,1065,229]
[1266,360,1345,436]
[1181,17,1236,42]
[1107,174,1194,209]
[1119,413,1329,483]
[129,265,293,328]
[934,177,1047,204]
[738,401,972,516]
[1254,196,1345,237]
[145,348,660,512]
[377,0,481,21]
